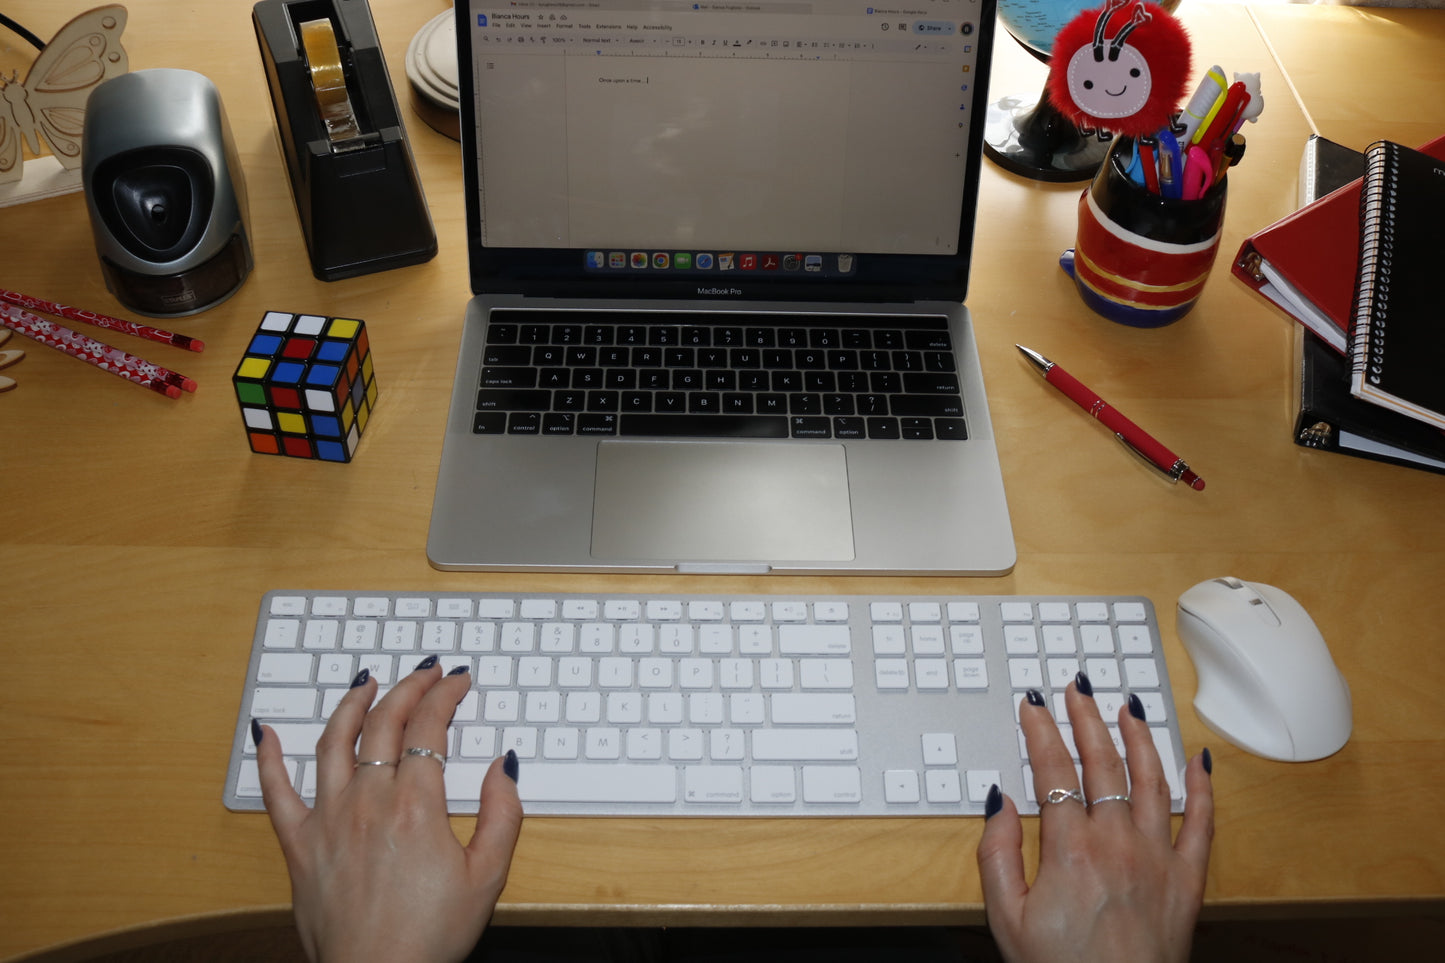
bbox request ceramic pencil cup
[1061,136,1228,327]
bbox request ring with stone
[401,746,446,770]
[1043,788,1086,806]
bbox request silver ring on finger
[1043,788,1085,806]
[1088,793,1131,808]
[402,746,447,770]
[354,759,397,768]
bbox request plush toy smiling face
[1045,0,1191,137]
[1066,43,1151,119]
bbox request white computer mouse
[1176,577,1352,762]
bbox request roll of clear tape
[299,18,361,144]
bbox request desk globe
[986,0,1179,181]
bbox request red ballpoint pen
[1017,345,1205,491]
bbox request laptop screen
[458,0,997,302]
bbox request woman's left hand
[256,659,523,963]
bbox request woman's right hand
[977,679,1214,963]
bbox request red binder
[1232,133,1445,355]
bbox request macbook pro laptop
[427,0,1015,575]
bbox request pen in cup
[1156,129,1183,199]
[1196,81,1248,156]
[1178,65,1227,145]
[1139,137,1160,194]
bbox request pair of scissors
[1126,139,1146,186]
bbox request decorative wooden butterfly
[0,5,128,184]
[0,327,19,392]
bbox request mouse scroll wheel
[1214,576,1245,589]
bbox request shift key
[752,728,858,761]
[770,693,856,725]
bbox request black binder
[1295,326,1445,475]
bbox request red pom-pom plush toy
[1046,0,1191,137]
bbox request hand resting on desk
[254,665,1213,963]
[978,680,1215,963]
[255,658,523,963]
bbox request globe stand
[984,81,1114,182]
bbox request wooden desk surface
[2,2,1443,958]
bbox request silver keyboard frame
[225,592,1187,817]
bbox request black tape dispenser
[253,0,436,280]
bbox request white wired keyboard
[225,592,1187,816]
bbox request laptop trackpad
[591,442,855,563]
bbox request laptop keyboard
[226,591,1187,816]
[473,311,969,440]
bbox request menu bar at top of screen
[473,4,982,59]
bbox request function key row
[269,597,855,622]
[483,344,958,374]
[481,367,960,396]
[869,601,1149,624]
[486,320,953,352]
[269,596,1146,626]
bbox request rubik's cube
[232,311,378,462]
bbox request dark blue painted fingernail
[1074,671,1094,697]
[416,655,439,671]
[984,784,1003,820]
[1025,689,1046,708]
[350,668,371,688]
[1128,692,1146,721]
[1202,746,1213,775]
[250,718,264,746]
[447,663,470,676]
[503,749,520,783]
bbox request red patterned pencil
[0,303,186,399]
[0,287,205,352]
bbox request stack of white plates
[404,10,459,140]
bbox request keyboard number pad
[871,598,1175,813]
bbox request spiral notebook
[1349,141,1445,431]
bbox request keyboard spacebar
[517,763,678,803]
[620,414,788,438]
